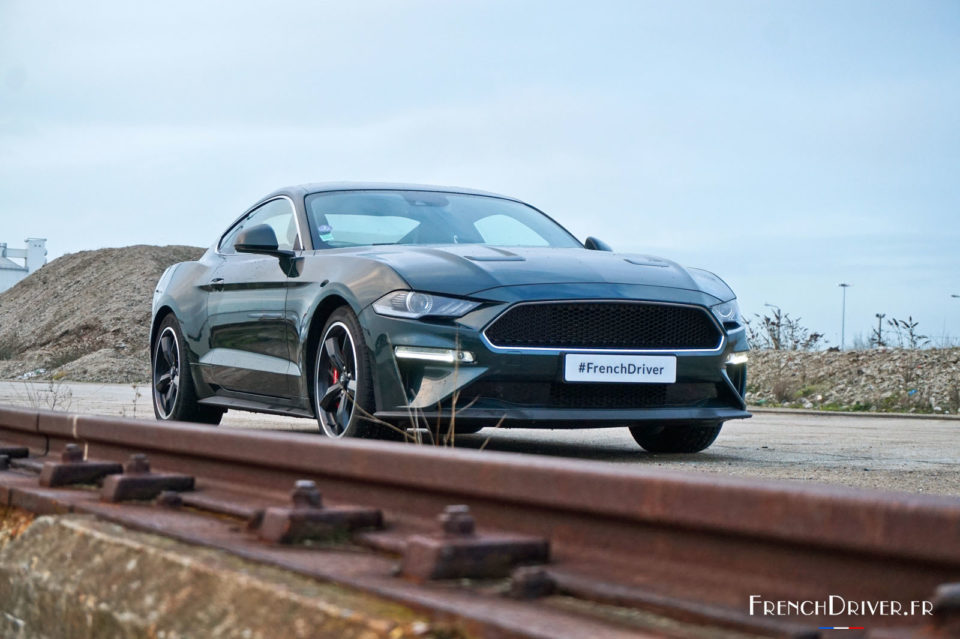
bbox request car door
[203,197,302,397]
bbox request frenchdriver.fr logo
[749,595,933,630]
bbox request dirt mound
[0,245,204,383]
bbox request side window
[219,198,300,254]
[219,222,245,255]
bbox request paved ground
[2,379,958,496]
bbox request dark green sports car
[151,183,749,452]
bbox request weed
[797,384,827,399]
[45,348,85,370]
[16,379,74,412]
[130,383,142,418]
[745,308,826,351]
[347,332,507,449]
[887,316,929,349]
[948,386,960,414]
[772,378,797,403]
[870,313,887,347]
[878,394,900,411]
[0,337,21,361]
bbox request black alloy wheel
[153,325,180,419]
[315,320,359,436]
[152,315,223,424]
[312,307,395,439]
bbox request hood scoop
[464,247,526,262]
[625,257,669,268]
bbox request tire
[312,307,400,440]
[152,315,224,425]
[629,421,722,453]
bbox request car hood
[354,245,734,301]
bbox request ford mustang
[151,183,749,452]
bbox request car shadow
[448,430,747,464]
[227,423,748,464]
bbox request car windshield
[304,190,583,249]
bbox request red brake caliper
[331,367,340,408]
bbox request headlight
[711,299,742,327]
[372,291,480,319]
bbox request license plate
[563,354,677,383]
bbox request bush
[0,338,21,360]
[745,308,826,351]
[772,378,797,403]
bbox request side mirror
[235,224,294,258]
[584,236,613,252]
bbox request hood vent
[625,257,669,268]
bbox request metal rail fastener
[39,443,123,487]
[257,479,383,544]
[400,505,550,581]
[101,454,195,502]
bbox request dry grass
[350,332,505,449]
[771,378,797,403]
[15,379,74,412]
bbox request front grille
[460,381,719,410]
[484,302,722,350]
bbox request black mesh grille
[484,302,722,350]
[461,381,719,410]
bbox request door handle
[210,277,224,292]
[248,312,284,321]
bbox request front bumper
[361,292,751,429]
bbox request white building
[0,238,47,294]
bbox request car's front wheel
[313,307,399,440]
[628,421,722,453]
[152,315,223,424]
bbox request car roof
[260,182,525,204]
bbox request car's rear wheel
[628,421,722,453]
[152,315,224,425]
[313,307,400,440]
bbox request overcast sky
[1,1,958,347]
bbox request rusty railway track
[0,404,957,638]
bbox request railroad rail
[0,405,958,638]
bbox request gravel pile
[745,348,960,414]
[0,245,204,383]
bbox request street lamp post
[952,295,960,346]
[839,283,852,350]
